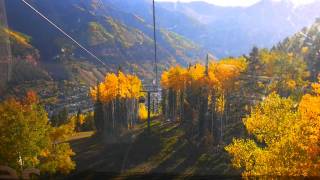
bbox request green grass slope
[68,119,240,179]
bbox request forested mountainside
[276,18,320,81]
[108,0,320,58]
[5,0,320,83]
[1,0,206,116]
[5,0,205,83]
[0,28,51,84]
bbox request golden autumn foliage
[90,71,143,103]
[138,104,148,121]
[188,63,206,82]
[301,46,309,54]
[161,58,247,94]
[0,91,75,175]
[225,80,320,176]
[77,114,86,126]
[208,57,247,92]
[50,120,75,143]
[90,72,143,134]
[259,50,309,96]
[160,58,247,126]
[3,28,32,48]
[161,65,188,92]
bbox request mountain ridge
[156,0,320,57]
[5,0,206,83]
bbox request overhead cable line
[20,0,107,67]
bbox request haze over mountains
[120,0,320,57]
[3,0,320,85]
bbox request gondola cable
[20,0,107,67]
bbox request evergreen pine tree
[76,108,82,132]
[244,47,263,105]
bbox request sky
[155,0,317,7]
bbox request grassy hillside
[68,119,240,179]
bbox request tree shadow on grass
[68,128,162,179]
[148,135,201,175]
